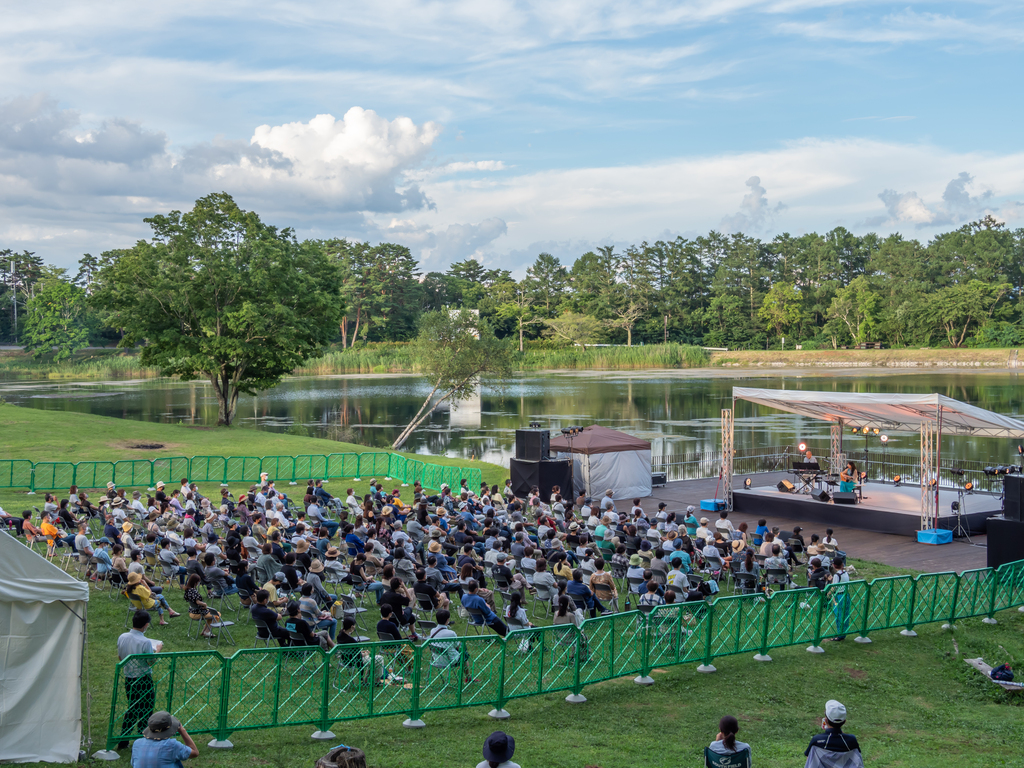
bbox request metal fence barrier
[106,558,1024,749]
[0,454,482,493]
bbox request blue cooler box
[700,499,727,512]
[917,529,953,545]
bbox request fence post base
[806,645,825,654]
[1019,606,1024,613]
[982,617,998,625]
[92,750,120,761]
[289,481,298,486]
[854,636,872,643]
[696,665,716,674]
[565,694,587,704]
[208,739,234,749]
[941,623,956,630]
[311,731,336,740]
[753,654,772,662]
[402,719,426,729]
[900,629,918,637]
[634,675,656,685]
[26,491,35,495]
[487,709,511,720]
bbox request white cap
[825,700,847,724]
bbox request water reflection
[1,371,1021,466]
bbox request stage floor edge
[733,482,998,537]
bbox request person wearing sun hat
[804,700,863,767]
[130,710,199,767]
[476,730,520,768]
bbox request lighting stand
[950,488,984,548]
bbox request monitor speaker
[777,480,795,493]
[509,459,539,497]
[515,429,550,462]
[510,458,570,500]
[987,518,1024,568]
[1004,476,1023,522]
[833,492,857,505]
[811,488,830,502]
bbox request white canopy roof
[733,387,1024,439]
[0,531,91,603]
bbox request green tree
[758,282,803,342]
[74,253,100,294]
[543,312,602,351]
[494,280,540,352]
[23,275,90,361]
[929,280,1011,347]
[94,193,343,425]
[525,253,568,318]
[391,309,512,448]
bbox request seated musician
[803,449,816,465]
[839,461,858,494]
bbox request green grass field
[3,404,1024,767]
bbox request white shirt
[476,761,520,768]
[696,525,712,540]
[601,496,615,511]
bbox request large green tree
[94,193,343,425]
[23,272,90,361]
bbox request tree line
[5,209,1022,359]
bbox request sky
[2,1,1023,276]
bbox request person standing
[130,711,198,768]
[828,557,851,641]
[116,610,162,749]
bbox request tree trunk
[340,316,348,348]
[627,326,632,346]
[518,319,524,352]
[350,307,361,347]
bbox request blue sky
[2,1,1023,274]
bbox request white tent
[551,425,653,501]
[0,531,90,763]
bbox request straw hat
[731,539,744,552]
[428,540,443,553]
[309,559,324,573]
[325,546,340,558]
[122,522,134,532]
[295,539,309,553]
[430,529,442,538]
[127,572,143,585]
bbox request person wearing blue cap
[476,731,519,768]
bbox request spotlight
[852,427,859,434]
[862,426,870,434]
[880,434,889,444]
[928,479,938,488]
[951,500,960,512]
[561,428,571,435]
[529,421,542,429]
[873,428,880,435]
[964,481,974,494]
[798,442,807,452]
[1018,445,1023,456]
[893,475,902,487]
[949,467,965,477]
[744,478,752,489]
[984,466,998,477]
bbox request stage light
[1018,445,1023,456]
[951,501,960,512]
[964,481,974,494]
[798,442,807,452]
[893,475,901,487]
[928,479,938,488]
[851,427,859,434]
[873,428,880,435]
[880,434,889,444]
[744,478,752,489]
[529,421,542,429]
[561,427,571,435]
[862,426,870,434]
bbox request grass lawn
[0,404,507,513]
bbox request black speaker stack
[1003,475,1023,522]
[510,427,571,499]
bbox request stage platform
[733,482,1000,537]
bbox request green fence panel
[577,611,646,686]
[954,569,995,620]
[259,456,295,485]
[708,594,770,658]
[31,462,77,491]
[911,572,959,626]
[74,460,113,489]
[149,457,187,486]
[113,460,153,489]
[646,602,711,668]
[290,455,327,483]
[359,453,390,479]
[764,588,821,648]
[993,560,1024,611]
[226,647,325,731]
[420,463,442,491]
[417,634,505,715]
[388,454,406,484]
[223,457,259,483]
[107,651,225,748]
[863,576,913,632]
[324,454,352,479]
[407,459,425,487]
[817,580,868,640]
[500,625,577,701]
[189,456,226,484]
[367,639,417,716]
[0,461,33,489]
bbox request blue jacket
[460,592,496,624]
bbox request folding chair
[592,581,618,612]
[530,583,557,619]
[251,616,272,648]
[704,747,751,768]
[765,568,790,591]
[733,572,758,595]
[627,575,646,596]
[339,594,368,630]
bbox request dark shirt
[104,523,121,543]
[413,581,439,608]
[250,604,282,637]
[281,564,302,590]
[566,581,592,600]
[270,542,286,560]
[805,731,860,756]
[236,573,257,595]
[457,554,478,571]
[380,590,409,616]
[376,618,403,641]
[284,615,317,646]
[491,564,514,586]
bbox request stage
[733,481,1001,537]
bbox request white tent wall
[0,600,86,763]
[0,532,89,764]
[562,450,652,500]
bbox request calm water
[2,369,1022,467]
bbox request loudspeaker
[811,488,830,502]
[509,458,571,500]
[515,429,550,462]
[987,518,1024,568]
[1004,476,1023,522]
[777,480,795,493]
[833,492,857,505]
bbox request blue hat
[482,731,515,763]
[97,537,111,545]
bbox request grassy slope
[61,552,1024,768]
[0,405,506,512]
[710,348,1016,367]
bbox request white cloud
[868,172,999,228]
[778,9,1024,45]
[719,175,787,234]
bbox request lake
[2,369,1022,468]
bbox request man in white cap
[130,710,198,767]
[600,489,616,513]
[804,699,863,768]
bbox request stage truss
[721,408,734,511]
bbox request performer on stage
[803,449,816,464]
[839,461,857,494]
